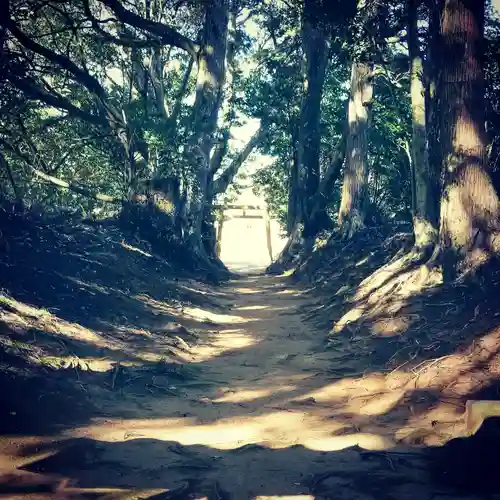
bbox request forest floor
[1,218,500,499]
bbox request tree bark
[298,0,329,238]
[168,57,194,130]
[437,0,500,279]
[215,209,224,257]
[209,1,238,177]
[185,0,229,250]
[150,46,168,118]
[206,0,238,206]
[271,125,346,273]
[408,0,438,248]
[308,129,347,226]
[201,1,240,263]
[338,61,373,237]
[287,124,301,235]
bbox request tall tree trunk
[209,0,238,178]
[0,151,23,210]
[287,123,301,235]
[185,0,229,251]
[309,129,347,224]
[299,0,329,239]
[338,61,373,237]
[202,1,239,260]
[437,0,499,280]
[150,46,168,118]
[408,0,438,249]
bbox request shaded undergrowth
[2,216,500,498]
[0,209,232,436]
[293,229,500,440]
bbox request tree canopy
[1,0,499,278]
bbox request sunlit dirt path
[0,274,481,499]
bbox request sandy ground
[0,273,489,499]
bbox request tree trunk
[338,61,373,237]
[287,124,301,235]
[308,129,347,226]
[0,151,23,210]
[150,46,168,118]
[272,123,346,274]
[408,0,438,248]
[209,1,238,174]
[437,0,499,279]
[264,208,273,261]
[299,0,329,239]
[203,125,264,260]
[215,209,224,258]
[185,0,229,251]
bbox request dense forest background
[1,0,500,279]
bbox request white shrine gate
[213,204,273,262]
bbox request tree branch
[9,75,104,126]
[17,117,51,173]
[6,19,107,100]
[99,0,200,56]
[168,56,194,126]
[209,129,230,175]
[31,168,121,204]
[149,46,168,118]
[49,148,82,174]
[0,137,34,166]
[212,127,266,195]
[5,16,127,131]
[0,137,117,204]
[83,0,163,49]
[319,132,347,197]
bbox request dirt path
[0,274,483,499]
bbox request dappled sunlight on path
[0,274,490,499]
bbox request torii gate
[213,204,273,261]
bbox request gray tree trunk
[408,0,438,248]
[338,61,373,237]
[286,124,301,235]
[185,0,229,250]
[298,2,329,238]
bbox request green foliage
[0,0,202,217]
[369,66,412,222]
[246,1,414,232]
[252,157,288,228]
[1,0,498,246]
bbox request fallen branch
[31,168,121,204]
